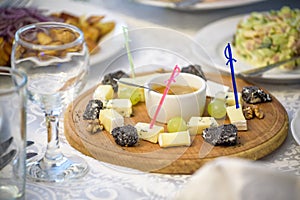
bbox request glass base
[0,185,24,200]
[26,154,89,182]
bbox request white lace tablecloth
[25,0,300,199]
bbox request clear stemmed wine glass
[11,22,89,182]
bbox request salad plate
[194,14,300,84]
[291,109,300,145]
[133,0,264,11]
[31,0,127,66]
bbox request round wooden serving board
[64,73,288,174]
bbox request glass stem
[43,111,64,166]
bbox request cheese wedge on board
[117,86,141,105]
[99,109,124,133]
[135,122,164,143]
[226,105,247,131]
[93,85,114,101]
[226,92,242,106]
[158,131,191,148]
[105,99,132,117]
[187,117,219,135]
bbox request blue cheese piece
[105,99,132,117]
[99,109,124,133]
[93,85,114,101]
[158,131,191,148]
[226,92,242,106]
[135,122,164,143]
[226,105,247,131]
[187,117,219,135]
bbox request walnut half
[253,105,264,119]
[243,106,254,119]
[243,105,264,120]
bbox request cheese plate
[64,73,288,174]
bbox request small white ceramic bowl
[144,73,206,123]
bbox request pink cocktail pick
[149,65,181,129]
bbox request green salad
[233,6,300,70]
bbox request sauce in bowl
[152,84,197,95]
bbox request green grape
[167,117,188,133]
[129,89,141,105]
[207,99,226,119]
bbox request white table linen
[25,0,300,199]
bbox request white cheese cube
[158,131,191,148]
[99,109,124,133]
[226,92,242,106]
[135,122,164,143]
[226,105,247,131]
[187,117,219,135]
[105,99,132,117]
[206,80,230,98]
[93,85,114,101]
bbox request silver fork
[113,78,159,92]
[238,56,300,78]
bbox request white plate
[133,0,264,10]
[31,0,126,66]
[11,0,31,7]
[291,109,300,145]
[194,15,300,84]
